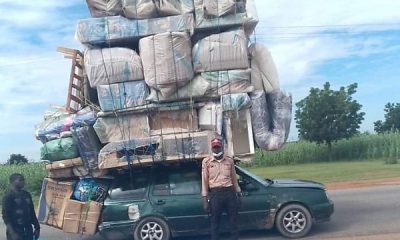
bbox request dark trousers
[209,187,239,240]
[6,225,33,240]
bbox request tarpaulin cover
[122,0,194,19]
[140,32,194,97]
[71,126,103,171]
[194,0,258,34]
[76,13,195,47]
[249,43,280,93]
[97,80,149,112]
[146,69,253,102]
[86,0,122,17]
[221,93,251,111]
[192,29,249,73]
[93,114,149,143]
[84,47,144,87]
[40,137,80,162]
[72,178,109,202]
[250,90,292,151]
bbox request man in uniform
[202,138,241,240]
[2,173,40,240]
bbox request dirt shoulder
[326,177,400,190]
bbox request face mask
[213,151,224,159]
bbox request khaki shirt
[201,155,241,197]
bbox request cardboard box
[37,179,75,228]
[63,199,103,235]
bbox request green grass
[0,163,46,201]
[248,132,400,167]
[246,160,400,184]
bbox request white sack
[85,47,144,87]
[192,29,249,73]
[194,0,258,34]
[140,32,194,97]
[122,0,158,19]
[146,69,253,102]
[157,0,195,16]
[86,0,122,17]
[249,43,280,93]
[203,0,236,17]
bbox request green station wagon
[98,163,333,240]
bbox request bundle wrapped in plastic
[71,126,103,171]
[203,0,236,17]
[140,32,194,97]
[192,29,249,73]
[122,0,194,19]
[147,69,253,102]
[40,137,80,162]
[97,80,149,112]
[93,114,149,143]
[84,47,144,87]
[76,14,195,47]
[221,93,251,111]
[194,0,258,34]
[86,0,122,17]
[249,43,280,93]
[35,107,97,143]
[72,178,109,202]
[250,90,292,151]
[98,136,161,169]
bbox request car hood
[270,179,326,190]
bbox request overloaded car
[97,163,334,239]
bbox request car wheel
[275,204,312,239]
[133,217,171,240]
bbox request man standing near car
[202,137,242,240]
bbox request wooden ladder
[57,47,85,113]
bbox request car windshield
[235,165,271,187]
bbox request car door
[236,168,272,230]
[149,167,209,235]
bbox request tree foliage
[374,103,400,133]
[7,154,29,165]
[295,82,365,146]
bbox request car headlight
[325,190,332,201]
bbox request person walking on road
[2,173,40,240]
[202,137,242,240]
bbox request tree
[7,154,29,165]
[374,103,400,133]
[295,82,365,146]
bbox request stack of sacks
[36,107,104,178]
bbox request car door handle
[154,200,166,205]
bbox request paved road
[1,185,399,240]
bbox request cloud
[254,0,400,87]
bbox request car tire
[275,204,312,239]
[133,217,171,240]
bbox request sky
[0,0,400,162]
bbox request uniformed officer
[202,138,241,240]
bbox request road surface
[1,185,399,240]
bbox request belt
[209,186,234,192]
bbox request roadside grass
[0,163,46,202]
[246,160,400,184]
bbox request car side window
[237,172,259,192]
[109,175,148,200]
[153,170,201,196]
[170,172,201,195]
